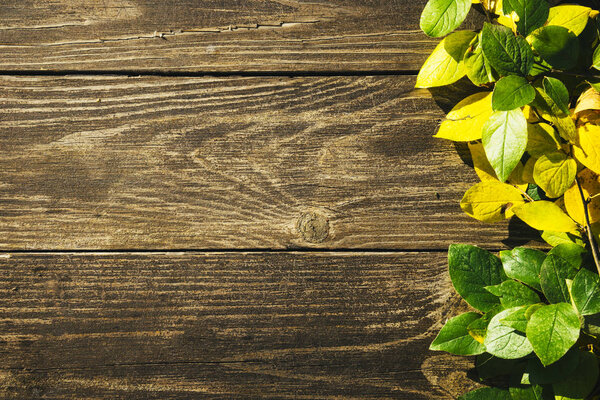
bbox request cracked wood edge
[0,75,542,250]
[0,251,480,399]
[0,0,482,72]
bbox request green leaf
[509,382,553,400]
[571,268,600,316]
[512,201,578,233]
[482,109,528,182]
[526,303,580,366]
[467,305,502,344]
[593,45,600,72]
[420,0,472,38]
[430,312,486,355]
[486,280,541,308]
[448,244,506,312]
[503,0,550,36]
[500,247,546,291]
[528,26,579,70]
[533,152,577,198]
[465,33,497,86]
[547,243,587,270]
[526,348,580,384]
[459,388,511,400]
[492,75,536,111]
[462,388,512,400]
[481,23,534,76]
[540,254,579,304]
[485,307,534,359]
[499,304,530,332]
[542,77,570,115]
[552,351,599,400]
[416,30,477,88]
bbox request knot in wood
[296,211,330,243]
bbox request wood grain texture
[0,251,480,399]
[0,0,482,73]
[0,75,541,250]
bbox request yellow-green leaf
[526,123,561,158]
[416,30,477,88]
[533,152,577,198]
[546,5,592,36]
[435,92,493,141]
[573,124,600,175]
[512,201,578,232]
[460,181,525,222]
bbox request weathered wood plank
[0,0,482,72]
[0,251,479,399]
[0,75,541,250]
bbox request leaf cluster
[417,1,600,398]
[431,244,600,399]
[418,1,600,248]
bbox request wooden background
[0,1,540,399]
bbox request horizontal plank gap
[0,69,420,77]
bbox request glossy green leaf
[503,0,550,36]
[481,23,534,76]
[552,351,599,400]
[430,312,486,355]
[482,109,528,182]
[467,305,501,344]
[547,243,587,270]
[526,303,580,366]
[500,247,546,291]
[492,75,536,111]
[485,307,533,359]
[542,77,570,115]
[509,382,553,400]
[572,268,600,316]
[540,254,579,304]
[459,387,511,400]
[499,304,530,332]
[448,244,506,312]
[485,280,540,308]
[529,26,579,70]
[420,0,472,38]
[464,33,497,85]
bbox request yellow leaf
[460,181,525,222]
[526,123,562,158]
[564,168,600,225]
[575,88,600,115]
[522,105,539,123]
[573,124,600,175]
[547,5,592,36]
[533,152,577,198]
[435,92,493,141]
[498,12,518,33]
[512,201,578,232]
[415,31,476,88]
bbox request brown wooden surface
[0,252,481,399]
[0,74,540,250]
[0,0,481,73]
[0,2,527,398]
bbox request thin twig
[576,175,600,275]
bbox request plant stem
[576,175,600,275]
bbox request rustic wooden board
[0,74,541,250]
[0,251,481,399]
[0,0,482,73]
